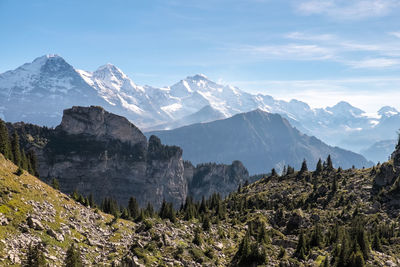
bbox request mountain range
[1,55,399,162]
[148,109,372,174]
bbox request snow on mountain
[0,55,398,158]
[378,106,399,117]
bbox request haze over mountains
[148,109,372,174]
[0,55,399,162]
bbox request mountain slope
[2,144,400,266]
[0,154,136,266]
[361,139,397,163]
[0,55,108,126]
[148,109,373,174]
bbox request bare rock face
[59,106,146,145]
[188,160,249,201]
[12,106,250,209]
[391,139,400,169]
[34,106,186,209]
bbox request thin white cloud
[285,32,335,41]
[239,43,335,60]
[296,0,400,20]
[389,32,400,38]
[346,58,400,68]
[236,31,400,69]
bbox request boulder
[46,228,64,242]
[27,217,44,231]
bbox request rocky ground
[1,150,400,266]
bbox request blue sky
[1,0,400,112]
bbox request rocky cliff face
[391,138,400,168]
[11,106,250,209]
[58,106,147,145]
[188,160,249,201]
[18,106,185,209]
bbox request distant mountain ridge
[1,55,399,161]
[148,109,373,174]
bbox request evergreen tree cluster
[23,243,83,267]
[98,195,155,223]
[180,193,226,226]
[0,120,38,176]
[292,217,373,267]
[71,190,95,208]
[235,219,270,266]
[159,199,176,223]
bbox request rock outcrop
[23,106,186,209]
[391,138,400,168]
[11,106,250,209]
[187,161,249,201]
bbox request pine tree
[349,249,365,267]
[27,150,38,176]
[199,196,207,214]
[145,202,154,217]
[64,244,83,267]
[372,233,382,252]
[238,231,251,264]
[202,214,211,231]
[356,227,370,260]
[295,232,307,260]
[0,120,10,159]
[332,177,338,193]
[337,235,349,267]
[121,208,130,219]
[21,149,28,170]
[72,190,79,201]
[11,130,21,167]
[315,158,323,174]
[287,165,294,174]
[271,168,277,177]
[257,222,270,244]
[282,165,287,176]
[88,193,95,208]
[310,223,323,248]
[300,159,308,173]
[159,200,176,223]
[128,196,139,219]
[326,155,333,171]
[51,178,60,190]
[23,243,47,267]
[193,227,203,246]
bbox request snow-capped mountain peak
[2,55,400,160]
[326,101,365,117]
[186,74,209,81]
[378,106,399,117]
[0,54,79,98]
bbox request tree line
[0,119,38,176]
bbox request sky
[1,0,400,113]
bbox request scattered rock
[27,216,44,231]
[8,252,21,264]
[46,228,64,242]
[0,214,9,225]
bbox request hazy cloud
[231,76,400,113]
[239,43,335,60]
[235,31,400,69]
[346,58,400,68]
[295,0,400,20]
[389,32,400,38]
[285,32,336,41]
